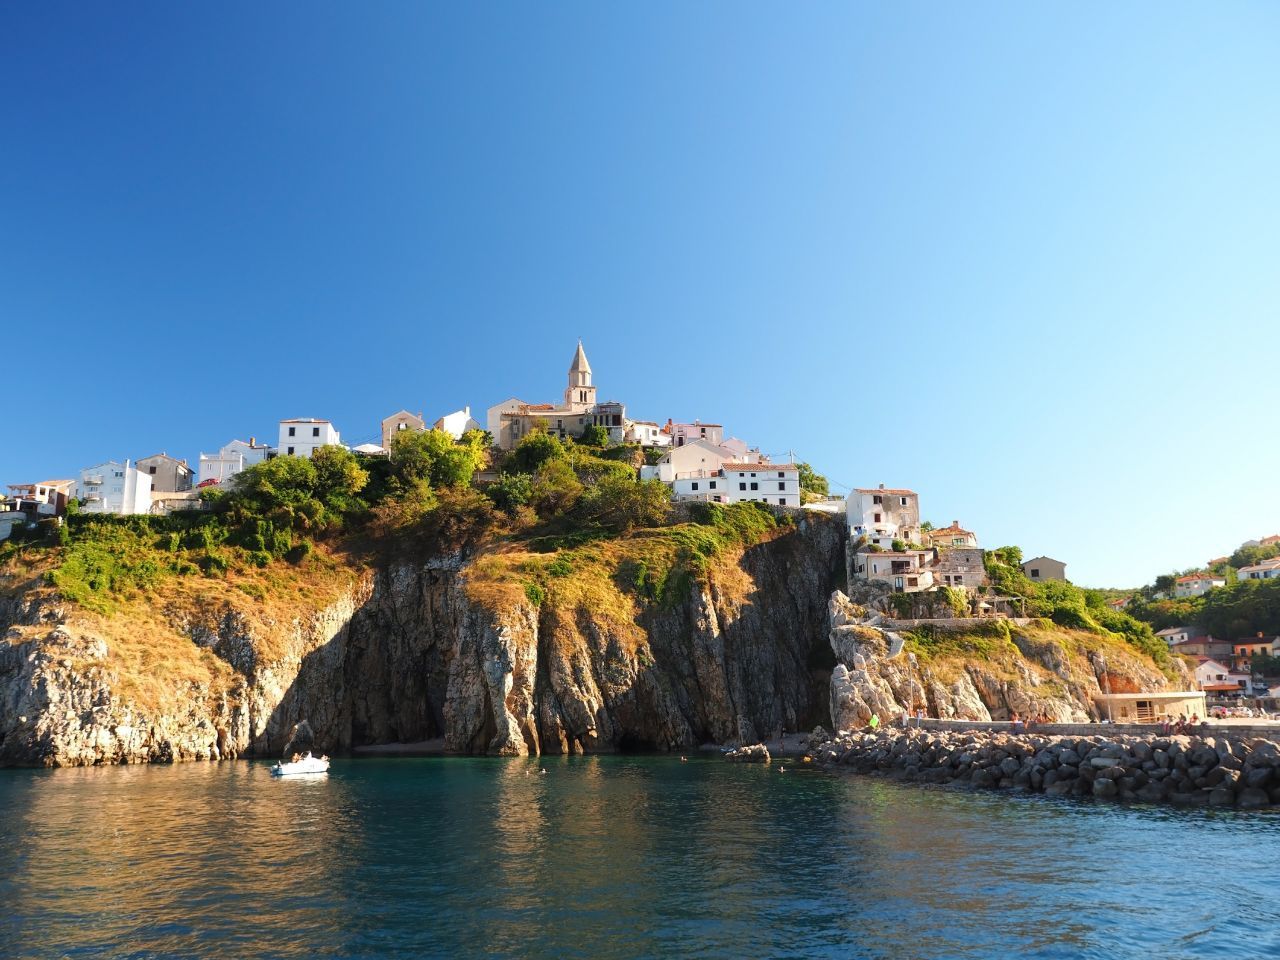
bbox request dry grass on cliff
[462,512,782,656]
[906,620,1172,692]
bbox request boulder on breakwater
[809,729,1280,810]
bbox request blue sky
[2,4,1277,587]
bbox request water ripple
[1,758,1278,959]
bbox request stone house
[381,411,425,452]
[1022,556,1067,582]
[486,342,629,449]
[933,546,986,592]
[136,453,194,493]
[925,521,978,549]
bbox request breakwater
[809,728,1280,809]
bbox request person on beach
[916,708,925,727]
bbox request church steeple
[565,340,597,410]
[568,340,592,387]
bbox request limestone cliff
[825,590,1188,732]
[0,514,845,765]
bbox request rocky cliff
[0,513,846,765]
[825,589,1187,731]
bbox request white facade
[625,420,671,448]
[668,421,724,447]
[846,486,921,549]
[1238,558,1280,582]
[719,463,801,507]
[279,419,342,458]
[1194,658,1249,694]
[434,406,483,441]
[1173,574,1226,598]
[198,439,273,486]
[643,438,738,485]
[76,460,152,515]
[1156,626,1192,647]
[851,549,937,593]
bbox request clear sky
[2,4,1277,587]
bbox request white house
[846,485,921,549]
[77,460,152,515]
[719,462,801,507]
[279,419,342,458]
[666,420,724,447]
[1238,558,1280,582]
[642,438,738,485]
[135,453,194,493]
[433,406,483,441]
[198,438,274,486]
[1156,626,1194,647]
[850,548,937,593]
[624,420,671,448]
[1173,573,1226,598]
[1194,657,1249,696]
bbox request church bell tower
[565,340,597,411]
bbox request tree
[488,472,534,515]
[506,430,565,475]
[529,460,583,517]
[577,475,671,532]
[311,445,370,512]
[579,424,610,446]
[391,428,483,489]
[796,462,829,503]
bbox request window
[778,498,785,504]
[739,483,746,491]
[894,577,904,590]
[873,495,882,504]
[750,472,757,478]
[954,575,963,584]
[874,513,882,522]
[312,427,320,437]
[778,482,785,491]
[691,482,699,491]
[750,482,758,491]
[149,466,157,475]
[709,481,717,490]
[287,446,295,455]
[1030,569,1040,578]
[907,577,918,587]
[288,427,296,437]
[900,497,908,506]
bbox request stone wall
[881,617,1033,631]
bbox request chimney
[250,437,256,447]
[879,483,885,490]
[953,520,959,527]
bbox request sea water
[1,756,1277,959]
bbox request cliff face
[0,514,846,766]
[825,591,1185,731]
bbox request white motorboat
[271,752,330,776]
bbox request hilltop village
[3,342,1073,613]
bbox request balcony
[82,475,104,486]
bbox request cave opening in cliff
[615,732,660,753]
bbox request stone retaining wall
[809,727,1280,810]
[880,617,1033,630]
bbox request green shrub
[524,582,546,607]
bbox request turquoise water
[1,757,1277,959]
